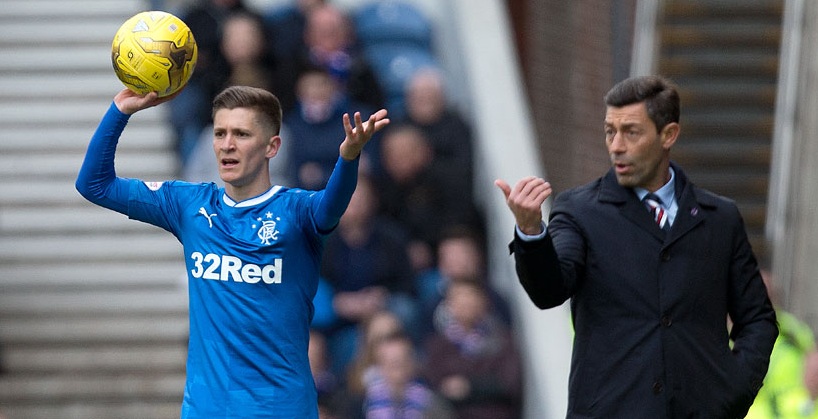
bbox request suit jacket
[512,163,778,418]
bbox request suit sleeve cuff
[516,221,547,241]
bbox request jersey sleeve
[76,101,187,235]
[75,101,132,214]
[311,156,359,233]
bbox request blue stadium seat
[354,1,434,50]
[363,44,440,117]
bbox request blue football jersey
[126,179,322,418]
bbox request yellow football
[111,11,197,97]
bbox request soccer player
[76,86,389,418]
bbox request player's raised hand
[114,88,181,115]
[339,109,390,160]
[495,176,552,236]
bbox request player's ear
[266,135,282,158]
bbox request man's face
[212,107,279,188]
[406,74,445,124]
[605,102,676,191]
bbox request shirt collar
[634,167,676,206]
[222,185,282,208]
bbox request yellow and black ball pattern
[111,11,197,97]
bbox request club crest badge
[254,211,280,245]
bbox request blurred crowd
[166,0,523,418]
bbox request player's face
[605,102,678,191]
[213,107,280,192]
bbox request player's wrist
[339,143,362,161]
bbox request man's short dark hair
[604,75,680,132]
[212,85,283,135]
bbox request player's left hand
[339,109,389,160]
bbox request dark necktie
[643,193,670,231]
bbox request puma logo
[198,207,217,228]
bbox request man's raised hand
[339,109,390,160]
[495,176,552,236]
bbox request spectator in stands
[415,225,511,339]
[403,67,475,201]
[422,280,522,419]
[746,262,818,418]
[345,310,407,399]
[265,0,327,103]
[362,333,454,419]
[374,124,481,274]
[275,3,384,115]
[182,11,286,184]
[216,12,278,92]
[284,66,377,190]
[169,0,271,168]
[320,176,419,377]
[309,329,342,419]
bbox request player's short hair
[604,75,680,132]
[212,85,283,135]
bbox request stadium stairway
[656,0,783,253]
[0,1,189,418]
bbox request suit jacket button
[661,316,672,327]
[660,250,670,261]
[652,381,663,394]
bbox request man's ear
[267,135,282,158]
[661,122,680,150]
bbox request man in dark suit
[495,75,778,418]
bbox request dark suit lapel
[666,165,711,244]
[598,170,666,241]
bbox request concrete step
[678,82,776,107]
[0,150,176,180]
[2,344,187,375]
[684,170,770,200]
[0,400,182,419]
[0,315,189,345]
[2,179,98,206]
[1,205,177,235]
[659,52,779,78]
[664,0,783,20]
[0,260,186,292]
[681,112,774,137]
[0,18,127,47]
[0,124,172,153]
[0,232,183,263]
[0,0,141,20]
[1,45,111,74]
[0,372,185,403]
[0,72,133,100]
[0,290,188,318]
[0,100,166,126]
[673,141,771,169]
[3,177,194,207]
[662,22,780,46]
